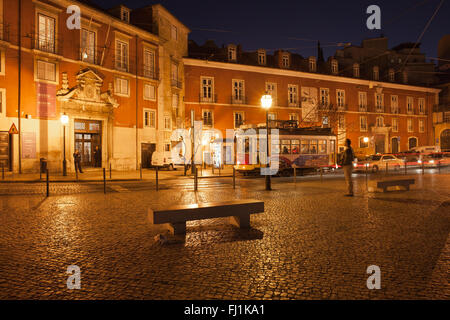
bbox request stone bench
[368,179,415,193]
[148,199,264,235]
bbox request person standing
[94,146,101,167]
[73,149,83,173]
[341,138,355,196]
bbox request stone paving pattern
[0,172,448,299]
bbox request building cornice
[183,58,441,94]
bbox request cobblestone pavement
[0,172,448,299]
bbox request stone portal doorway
[74,119,102,167]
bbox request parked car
[353,154,404,173]
[151,151,189,170]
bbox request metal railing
[199,93,217,103]
[171,78,182,89]
[32,34,62,55]
[231,95,247,105]
[142,67,159,80]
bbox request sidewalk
[0,166,235,183]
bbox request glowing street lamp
[61,114,69,176]
[261,94,272,191]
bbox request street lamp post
[261,94,273,191]
[61,114,69,176]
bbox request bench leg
[229,214,250,229]
[166,222,186,235]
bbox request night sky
[92,0,449,60]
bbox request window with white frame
[268,112,276,121]
[265,82,277,105]
[418,98,425,114]
[289,113,298,124]
[144,109,156,128]
[143,48,156,78]
[36,60,56,82]
[389,69,395,82]
[232,79,244,103]
[407,118,413,132]
[171,25,178,40]
[258,49,266,65]
[38,13,55,53]
[392,118,399,132]
[376,116,384,127]
[358,92,367,111]
[114,77,129,96]
[234,112,244,128]
[407,97,414,114]
[164,115,171,131]
[202,110,213,126]
[201,77,214,102]
[331,59,338,74]
[121,7,130,23]
[320,88,329,107]
[282,54,290,68]
[360,116,367,132]
[143,83,156,101]
[81,28,95,64]
[375,93,384,112]
[391,95,398,114]
[353,63,360,78]
[308,56,316,72]
[419,119,425,133]
[288,85,298,106]
[373,66,379,81]
[115,39,129,71]
[0,88,5,117]
[228,45,236,61]
[336,89,345,108]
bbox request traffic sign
[8,123,19,134]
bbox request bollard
[75,166,78,181]
[233,167,236,189]
[404,161,407,175]
[140,163,142,180]
[156,166,159,191]
[386,162,388,174]
[320,167,323,182]
[109,163,112,179]
[293,166,297,184]
[219,165,221,176]
[103,168,106,194]
[438,159,441,173]
[46,169,49,197]
[365,164,368,178]
[422,161,424,174]
[194,165,198,191]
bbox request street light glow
[363,137,369,143]
[261,94,272,110]
[60,114,69,125]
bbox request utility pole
[18,0,22,174]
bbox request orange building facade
[0,0,188,173]
[184,58,440,160]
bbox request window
[359,137,369,148]
[331,59,338,74]
[376,116,384,127]
[389,69,395,82]
[301,140,309,154]
[373,66,379,81]
[201,77,214,102]
[407,118,413,132]
[320,88,329,108]
[353,63,360,78]
[338,115,345,130]
[115,40,128,71]
[319,140,327,154]
[144,109,156,128]
[232,80,244,103]
[172,93,179,109]
[310,140,318,154]
[375,93,384,112]
[171,62,179,82]
[418,98,425,114]
[358,92,367,111]
[234,112,244,128]
[0,88,4,117]
[164,116,171,131]
[171,25,178,40]
[289,113,299,124]
[336,89,345,108]
[419,119,425,133]
[114,77,129,96]
[258,49,266,65]
[202,110,213,126]
[143,83,156,101]
[407,97,414,114]
[282,54,290,68]
[36,60,56,82]
[291,140,300,154]
[121,7,130,23]
[309,57,316,72]
[360,116,367,132]
[143,49,156,78]
[265,82,277,105]
[38,13,55,53]
[288,85,298,106]
[81,28,95,64]
[392,118,398,132]
[268,112,277,121]
[391,95,398,114]
[228,45,236,61]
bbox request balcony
[199,94,217,103]
[32,33,62,56]
[319,103,332,111]
[142,67,159,80]
[287,99,300,108]
[375,105,384,113]
[391,107,399,114]
[337,104,347,112]
[171,78,182,89]
[0,23,10,44]
[358,105,367,112]
[231,95,247,105]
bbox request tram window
[291,140,299,154]
[282,144,290,154]
[310,140,318,154]
[319,140,327,154]
[301,140,309,154]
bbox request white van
[151,151,189,170]
[410,146,441,154]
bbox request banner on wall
[36,82,56,118]
[22,132,37,159]
[301,87,318,122]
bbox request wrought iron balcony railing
[231,95,247,105]
[171,78,182,89]
[199,94,217,103]
[142,67,159,80]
